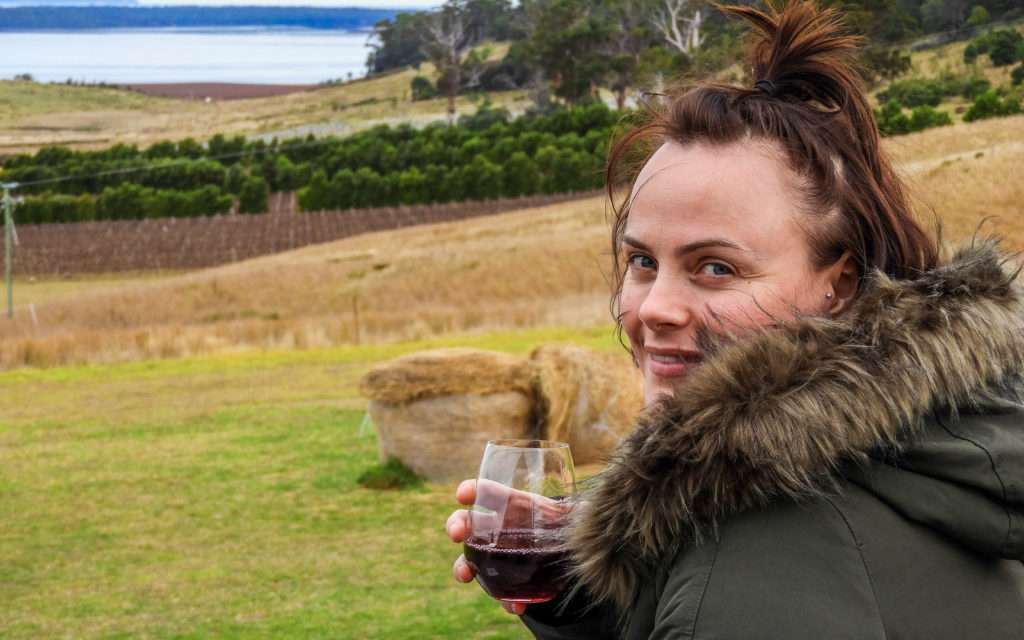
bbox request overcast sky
[137,1,443,7]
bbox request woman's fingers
[453,553,475,583]
[501,601,527,615]
[446,509,471,542]
[455,479,476,506]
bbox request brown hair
[608,0,937,319]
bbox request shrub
[968,29,1024,67]
[877,78,945,107]
[964,42,979,65]
[909,105,952,131]
[238,176,269,214]
[959,75,991,100]
[356,457,422,490]
[988,29,1024,66]
[966,5,990,27]
[1012,63,1024,87]
[410,75,437,101]
[963,89,1023,122]
[875,99,910,135]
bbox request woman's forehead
[629,141,795,212]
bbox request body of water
[0,28,373,84]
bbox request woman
[447,1,1024,637]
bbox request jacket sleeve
[646,499,887,640]
[520,585,620,640]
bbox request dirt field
[122,82,317,101]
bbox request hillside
[1,113,1022,370]
[0,44,522,156]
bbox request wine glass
[463,439,576,604]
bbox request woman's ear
[825,251,858,316]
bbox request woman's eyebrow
[622,235,751,257]
[621,235,649,251]
[677,239,748,256]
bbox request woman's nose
[637,276,693,329]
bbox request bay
[0,28,374,84]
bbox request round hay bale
[368,392,534,481]
[528,343,643,465]
[359,347,532,405]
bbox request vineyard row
[1,190,600,275]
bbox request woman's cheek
[618,289,644,343]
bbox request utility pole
[2,182,18,319]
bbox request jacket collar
[569,240,1024,611]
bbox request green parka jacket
[523,242,1024,639]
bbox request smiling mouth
[650,353,702,364]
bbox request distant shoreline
[122,82,317,101]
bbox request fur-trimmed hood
[570,240,1024,611]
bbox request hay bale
[359,347,532,405]
[368,392,534,481]
[359,344,642,479]
[528,343,643,465]
[361,348,536,480]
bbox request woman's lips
[645,349,702,377]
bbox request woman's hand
[446,479,541,615]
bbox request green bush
[877,78,945,107]
[966,29,1024,67]
[963,89,1023,122]
[966,5,990,27]
[909,105,952,131]
[874,99,951,135]
[410,75,437,101]
[238,176,270,214]
[958,75,992,100]
[357,457,423,490]
[988,29,1024,67]
[1012,63,1024,87]
[963,42,979,65]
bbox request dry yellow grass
[0,196,614,368]
[1,114,1022,370]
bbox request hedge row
[1,103,622,222]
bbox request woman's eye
[628,255,656,270]
[699,262,733,277]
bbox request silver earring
[825,292,833,299]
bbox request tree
[920,0,968,32]
[986,29,1024,66]
[651,0,705,55]
[966,5,991,26]
[516,0,616,105]
[366,12,430,73]
[238,176,269,214]
[858,47,912,88]
[422,2,478,125]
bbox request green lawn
[0,325,619,639]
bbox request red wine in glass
[464,529,570,603]
[465,440,576,604]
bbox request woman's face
[620,141,840,407]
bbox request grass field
[0,325,622,640]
